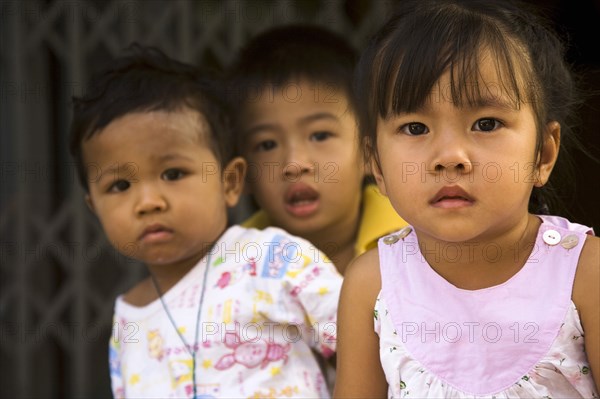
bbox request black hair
[69,43,234,191]
[355,0,584,215]
[227,24,358,149]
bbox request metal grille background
[0,1,395,397]
[2,1,599,398]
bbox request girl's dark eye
[474,118,501,132]
[162,169,185,181]
[255,140,277,152]
[310,131,333,142]
[109,180,130,193]
[400,122,428,136]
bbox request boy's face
[240,81,365,238]
[83,108,245,271]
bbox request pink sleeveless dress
[375,215,598,397]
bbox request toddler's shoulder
[233,224,325,256]
[228,225,337,281]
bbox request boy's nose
[135,186,168,215]
[284,146,314,178]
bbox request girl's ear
[222,157,247,207]
[535,121,561,187]
[357,137,369,181]
[367,141,388,196]
[365,137,388,195]
[370,157,388,196]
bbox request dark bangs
[356,0,584,217]
[356,1,542,156]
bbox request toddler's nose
[135,185,167,215]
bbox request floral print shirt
[110,225,342,398]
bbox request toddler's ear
[222,157,247,207]
[85,194,96,214]
[535,121,560,187]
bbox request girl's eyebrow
[408,94,519,113]
[470,94,520,111]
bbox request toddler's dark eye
[162,169,185,181]
[255,140,277,152]
[109,180,130,192]
[310,131,333,141]
[474,118,500,132]
[400,122,428,136]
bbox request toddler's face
[239,80,365,239]
[82,108,244,271]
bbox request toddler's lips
[284,183,320,217]
[430,186,474,209]
[139,224,174,242]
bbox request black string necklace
[150,252,212,399]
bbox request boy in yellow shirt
[227,25,407,275]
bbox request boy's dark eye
[162,169,185,181]
[255,140,277,152]
[474,118,501,132]
[310,131,333,142]
[400,122,428,136]
[109,180,130,192]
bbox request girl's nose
[429,133,474,176]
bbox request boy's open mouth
[285,184,320,217]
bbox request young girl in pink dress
[334,0,599,397]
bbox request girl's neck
[417,214,541,291]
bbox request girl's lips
[284,183,320,218]
[431,198,474,209]
[430,186,475,209]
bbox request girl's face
[372,61,559,244]
[240,80,365,239]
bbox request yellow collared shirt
[242,184,408,257]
